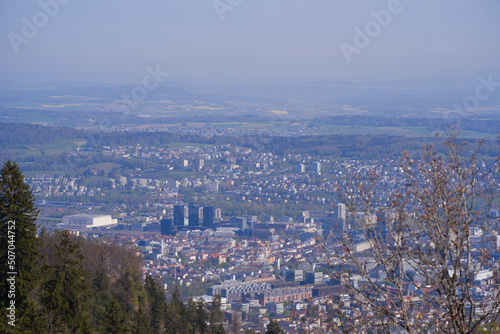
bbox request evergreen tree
[144,275,165,334]
[195,298,209,334]
[0,161,44,332]
[186,298,198,333]
[117,265,143,314]
[209,294,224,333]
[90,268,112,330]
[213,324,227,334]
[165,285,189,334]
[41,230,91,332]
[265,320,284,334]
[131,305,149,334]
[104,299,128,334]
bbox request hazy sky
[1,0,499,84]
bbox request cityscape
[1,1,500,333]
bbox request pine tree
[90,268,112,330]
[186,298,198,333]
[195,298,209,334]
[0,161,43,332]
[41,230,91,332]
[144,275,165,333]
[104,299,128,334]
[265,320,284,334]
[209,294,224,333]
[117,265,143,314]
[165,285,189,334]
[131,306,150,334]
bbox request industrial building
[60,214,117,229]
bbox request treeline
[19,153,151,173]
[0,122,84,148]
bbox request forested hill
[0,122,84,148]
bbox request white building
[61,214,117,229]
[315,161,321,174]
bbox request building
[61,214,117,229]
[215,208,222,220]
[203,206,215,229]
[206,182,219,193]
[118,176,127,186]
[209,281,270,302]
[304,272,323,285]
[256,286,312,306]
[338,203,346,221]
[312,285,342,298]
[315,161,321,174]
[188,205,201,228]
[284,270,304,282]
[174,205,189,227]
[298,163,305,173]
[229,217,248,230]
[130,222,146,231]
[161,218,174,236]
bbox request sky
[0,0,499,84]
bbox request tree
[0,160,44,332]
[228,311,242,334]
[165,285,189,334]
[144,275,166,333]
[41,230,91,332]
[265,319,284,334]
[194,298,209,334]
[320,132,500,333]
[131,305,150,334]
[245,330,259,334]
[104,299,128,334]
[209,294,225,333]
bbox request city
[1,0,500,333]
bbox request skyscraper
[315,161,321,174]
[188,205,200,228]
[298,163,305,173]
[203,206,215,229]
[161,218,173,235]
[174,205,188,226]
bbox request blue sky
[1,0,499,84]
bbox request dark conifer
[265,320,284,334]
[145,275,166,334]
[41,230,91,332]
[104,299,128,334]
[0,161,43,332]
